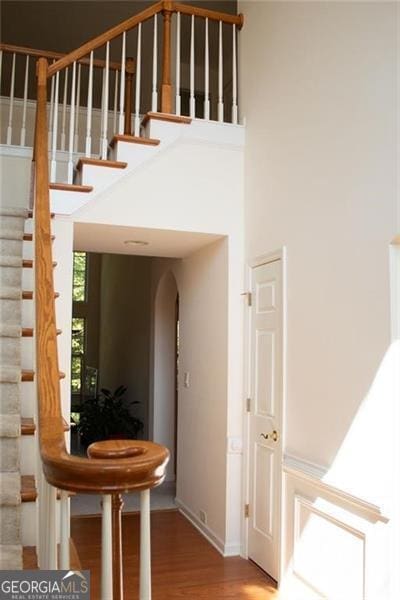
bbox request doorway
[153,270,179,485]
[247,255,284,581]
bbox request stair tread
[76,157,127,170]
[22,290,59,299]
[21,475,37,502]
[50,182,93,193]
[23,259,57,268]
[110,134,160,147]
[142,111,192,126]
[23,546,38,569]
[22,327,62,337]
[23,233,55,241]
[21,369,65,382]
[28,211,54,219]
[21,417,36,435]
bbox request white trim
[175,497,225,555]
[292,493,367,600]
[283,454,388,524]
[176,497,240,557]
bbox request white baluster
[48,68,55,147]
[140,489,151,600]
[204,18,210,120]
[175,12,181,115]
[67,61,76,183]
[152,14,158,112]
[6,52,16,145]
[232,24,238,124]
[100,67,106,153]
[113,69,119,134]
[218,20,224,122]
[134,22,142,136]
[61,67,69,151]
[118,32,126,134]
[42,481,57,569]
[74,63,81,152]
[51,71,60,181]
[101,42,110,160]
[189,15,195,118]
[85,51,94,157]
[59,491,70,569]
[20,55,29,146]
[101,495,113,600]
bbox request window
[71,317,86,394]
[72,251,87,302]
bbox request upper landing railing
[1,3,243,177]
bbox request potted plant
[77,385,144,448]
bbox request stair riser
[0,507,21,545]
[0,216,25,230]
[20,436,36,476]
[21,502,36,547]
[0,439,20,472]
[0,298,22,325]
[23,243,33,261]
[22,300,33,329]
[0,337,21,367]
[112,141,158,169]
[22,269,33,290]
[0,239,22,256]
[0,266,22,287]
[0,383,20,414]
[20,382,35,418]
[76,164,124,194]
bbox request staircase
[0,207,28,569]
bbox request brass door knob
[260,430,279,442]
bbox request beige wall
[239,0,398,593]
[239,0,397,470]
[99,253,152,436]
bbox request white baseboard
[175,497,240,557]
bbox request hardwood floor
[71,509,278,599]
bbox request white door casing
[247,257,283,580]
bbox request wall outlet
[199,510,207,525]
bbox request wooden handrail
[47,1,243,78]
[0,42,122,71]
[173,3,244,27]
[47,2,164,78]
[34,57,168,495]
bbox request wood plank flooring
[71,509,278,599]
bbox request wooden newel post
[124,57,135,135]
[161,2,173,114]
[112,494,124,600]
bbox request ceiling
[73,222,224,258]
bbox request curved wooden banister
[0,42,122,71]
[35,57,169,495]
[47,1,243,78]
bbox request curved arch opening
[152,270,179,483]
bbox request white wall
[239,0,398,596]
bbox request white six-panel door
[248,258,283,580]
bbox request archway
[152,270,179,482]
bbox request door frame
[242,247,287,584]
